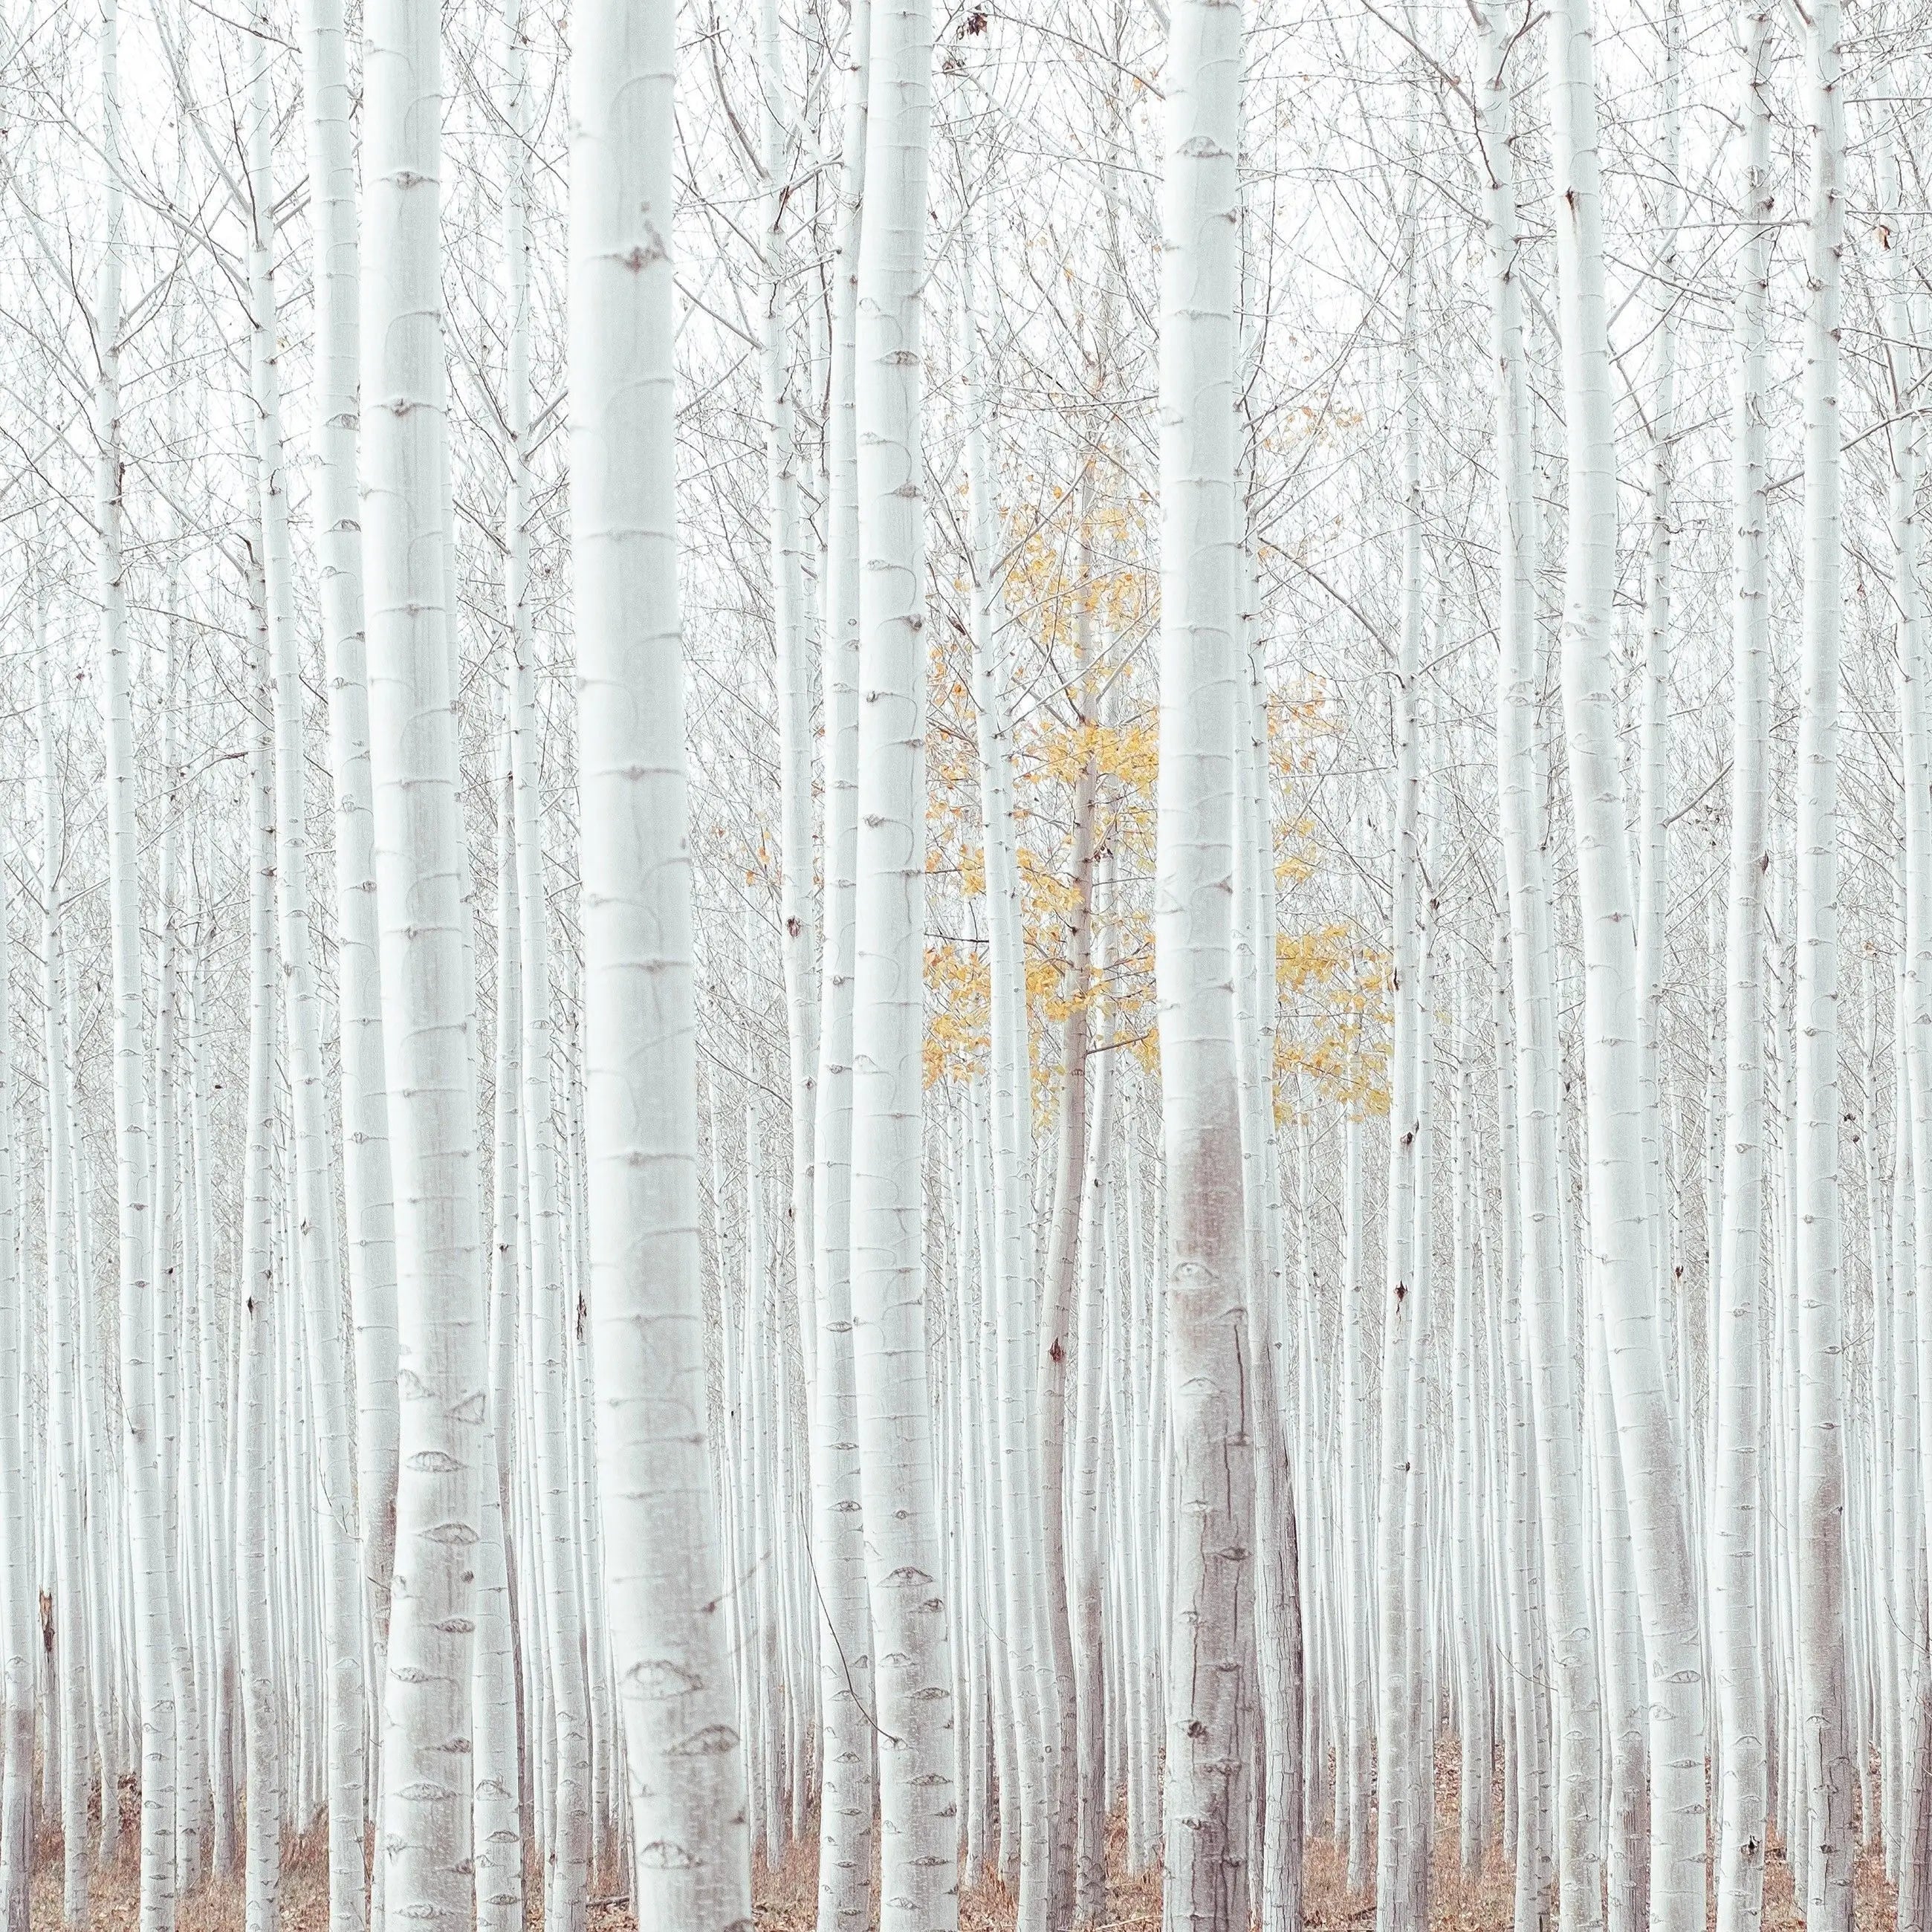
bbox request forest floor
[25,1760,1900,1930]
[746,1754,1901,1931]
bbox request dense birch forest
[4,0,1932,1928]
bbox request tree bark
[571,1,755,1923]
[1155,4,1254,1925]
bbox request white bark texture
[1155,4,1254,1928]
[811,8,877,1926]
[1795,3,1852,1922]
[571,0,754,1924]
[1546,0,1705,1923]
[1712,14,1774,1932]
[363,0,487,1919]
[849,3,960,1926]
[1477,4,1603,1922]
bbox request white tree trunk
[1375,244,1427,1932]
[245,28,365,1922]
[239,617,284,1932]
[811,7,876,1924]
[1546,0,1705,1922]
[0,646,27,1932]
[761,0,821,1401]
[1235,576,1302,1932]
[300,0,399,1693]
[1475,3,1604,1921]
[1794,1,1851,1921]
[849,1,959,1923]
[39,646,91,1930]
[571,1,753,1923]
[963,198,1052,1932]
[1155,2,1253,1924]
[363,0,487,1919]
[1711,14,1774,1930]
[99,1,179,1909]
[506,156,594,1932]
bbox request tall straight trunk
[1155,4,1253,1926]
[570,1,753,1923]
[239,616,283,1932]
[473,720,527,1932]
[155,291,207,1894]
[849,3,958,1924]
[244,27,365,1922]
[363,0,486,1919]
[1545,0,1705,1922]
[482,17,531,1924]
[505,82,593,1928]
[1474,9,1604,1921]
[1449,1043,1488,1875]
[40,649,91,1931]
[39,645,92,1916]
[811,7,875,1925]
[963,195,1052,1932]
[1795,1,1850,1922]
[0,661,26,1932]
[1338,1031,1369,1893]
[1038,505,1100,1932]
[1712,14,1774,1931]
[761,0,820,1395]
[302,0,398,1691]
[1592,1299,1650,1932]
[1235,564,1302,1932]
[1635,0,1682,1465]
[187,943,234,1879]
[99,3,178,1913]
[1070,907,1116,1928]
[1375,243,1427,1932]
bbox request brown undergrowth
[20,1758,1901,1930]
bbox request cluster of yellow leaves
[919,478,1384,1115]
[925,937,992,1089]
[1000,496,1155,652]
[1274,924,1394,1120]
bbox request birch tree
[363,0,487,1919]
[1794,1,1852,1921]
[1155,3,1254,1926]
[572,0,754,1923]
[811,5,878,1924]
[849,2,959,1924]
[1711,19,1775,1928]
[1546,0,1705,1922]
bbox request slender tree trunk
[811,9,876,1925]
[238,620,282,1932]
[244,28,365,1922]
[302,0,399,1711]
[1375,239,1427,1932]
[506,181,593,1932]
[1038,503,1099,1932]
[40,647,90,1931]
[1475,9,1604,1922]
[363,0,487,1918]
[99,2,179,1915]
[1235,569,1302,1932]
[0,641,28,1932]
[571,1,754,1923]
[761,0,821,1398]
[849,3,959,1923]
[1795,1,1852,1921]
[1155,4,1253,1925]
[963,196,1052,1932]
[1546,0,1705,1922]
[1713,14,1774,1931]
